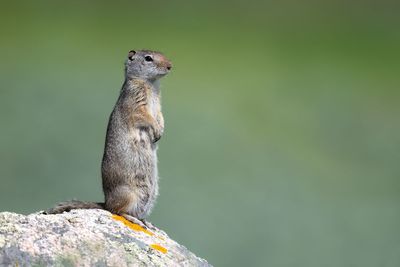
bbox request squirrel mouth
[159,68,170,76]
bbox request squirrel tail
[45,200,105,214]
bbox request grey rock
[0,209,211,267]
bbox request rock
[0,209,211,267]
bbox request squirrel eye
[144,55,153,62]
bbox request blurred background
[0,1,399,266]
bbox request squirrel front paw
[135,120,162,143]
[149,125,162,143]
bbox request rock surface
[0,209,211,267]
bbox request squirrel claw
[149,126,161,143]
[152,135,161,143]
[142,220,157,231]
[121,214,156,231]
[122,214,147,228]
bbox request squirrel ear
[128,50,136,60]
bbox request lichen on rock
[0,209,211,267]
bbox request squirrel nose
[166,63,172,71]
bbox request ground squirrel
[47,49,172,228]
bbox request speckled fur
[47,50,172,222]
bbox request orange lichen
[112,214,154,236]
[150,244,168,254]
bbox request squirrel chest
[147,86,160,119]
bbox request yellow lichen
[150,244,168,254]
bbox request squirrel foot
[122,214,148,228]
[122,214,157,231]
[141,220,157,231]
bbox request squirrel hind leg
[104,186,137,215]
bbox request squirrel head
[125,50,172,81]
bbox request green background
[1,1,399,266]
